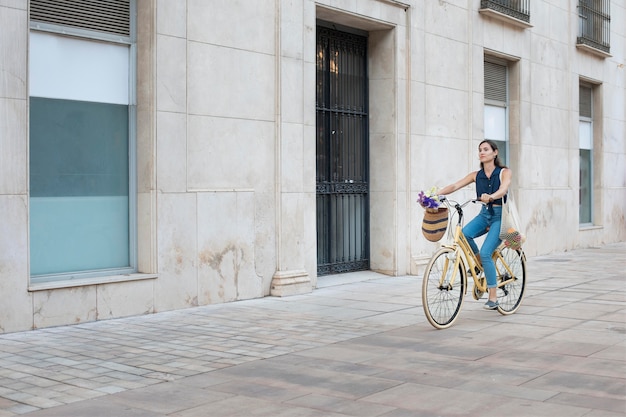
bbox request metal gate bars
[315,26,369,276]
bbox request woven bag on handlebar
[421,207,448,242]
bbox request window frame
[578,83,594,226]
[28,2,138,284]
[484,58,510,167]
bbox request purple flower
[417,188,442,209]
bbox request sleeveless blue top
[476,166,504,205]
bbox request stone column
[270,0,313,296]
[0,3,34,332]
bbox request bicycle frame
[435,199,477,291]
[437,198,518,293]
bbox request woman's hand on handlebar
[478,193,492,204]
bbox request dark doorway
[315,25,369,276]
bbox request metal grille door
[316,26,369,276]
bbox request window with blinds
[579,85,592,119]
[579,84,593,224]
[484,60,509,164]
[484,61,507,103]
[28,0,136,281]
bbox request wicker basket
[421,207,448,242]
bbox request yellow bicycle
[422,197,527,329]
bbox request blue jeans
[462,205,502,288]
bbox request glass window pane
[484,105,506,141]
[29,31,129,105]
[29,97,129,276]
[579,149,592,224]
[579,120,592,150]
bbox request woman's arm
[438,171,477,196]
[481,168,512,202]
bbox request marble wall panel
[280,122,304,193]
[96,280,155,320]
[156,111,187,192]
[425,0,468,43]
[550,146,570,188]
[480,18,507,53]
[0,99,27,194]
[552,107,572,149]
[370,131,396,193]
[410,27,426,85]
[529,62,552,108]
[0,5,26,99]
[606,82,626,121]
[187,42,275,121]
[424,34,468,91]
[0,195,32,332]
[277,192,307,271]
[397,76,408,136]
[136,105,155,194]
[423,85,469,139]
[549,67,569,110]
[368,37,394,83]
[369,190,395,274]
[186,115,274,190]
[364,0,408,23]
[156,34,187,113]
[328,0,357,13]
[354,0,383,19]
[303,1,317,62]
[604,118,626,154]
[155,192,198,311]
[33,286,97,329]
[471,45,486,95]
[136,191,156,273]
[156,0,186,38]
[187,0,275,56]
[302,61,316,126]
[197,191,261,304]
[281,0,304,59]
[605,189,626,241]
[411,135,474,192]
[528,103,551,147]
[549,10,569,46]
[281,57,304,125]
[471,91,484,141]
[0,1,25,8]
[410,80,426,135]
[604,151,626,188]
[369,78,395,136]
[252,189,277,294]
[525,144,555,188]
[575,54,606,82]
[527,0,550,38]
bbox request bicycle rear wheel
[494,247,526,314]
[422,247,466,329]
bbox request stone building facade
[0,0,624,332]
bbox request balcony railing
[577,0,610,53]
[481,0,530,23]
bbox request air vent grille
[30,0,130,37]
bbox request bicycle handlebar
[439,197,484,225]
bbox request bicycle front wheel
[494,247,526,314]
[422,247,466,329]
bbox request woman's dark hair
[479,139,507,169]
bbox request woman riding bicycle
[437,139,512,310]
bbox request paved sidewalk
[0,243,624,416]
